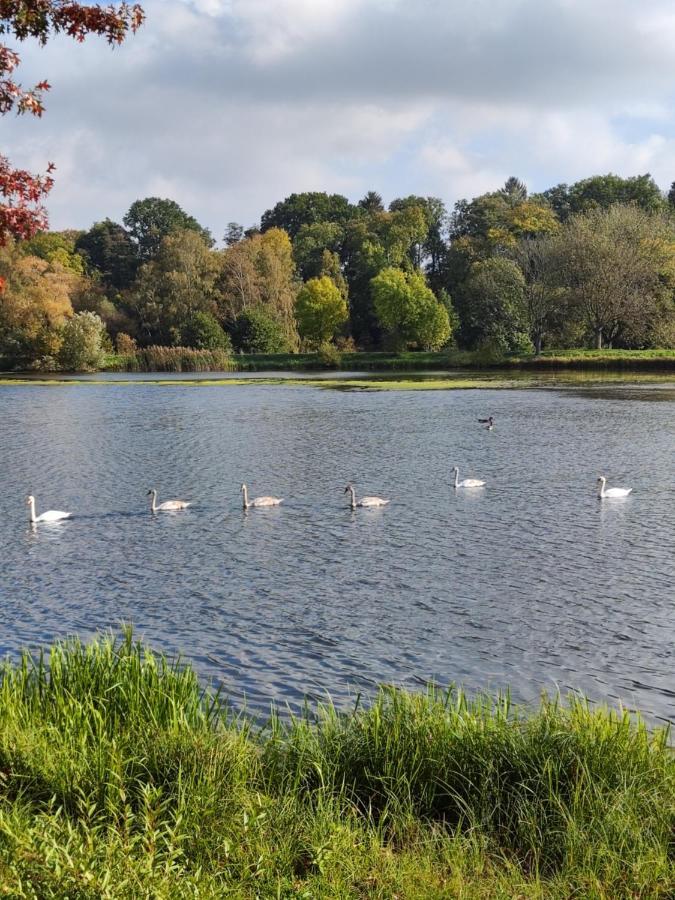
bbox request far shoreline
[3,348,675,380]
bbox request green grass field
[0,632,672,898]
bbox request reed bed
[119,346,235,373]
[0,632,672,897]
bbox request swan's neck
[348,486,356,509]
[150,491,157,512]
[598,478,605,498]
[242,485,249,509]
[28,498,36,523]
[453,469,459,488]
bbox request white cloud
[4,0,675,234]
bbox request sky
[5,0,675,241]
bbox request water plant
[122,345,234,373]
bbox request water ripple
[0,381,673,722]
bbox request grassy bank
[100,348,675,373]
[0,633,672,898]
[3,348,674,376]
[232,348,675,372]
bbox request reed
[0,633,671,897]
[121,346,234,373]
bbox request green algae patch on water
[0,375,517,390]
[315,376,517,391]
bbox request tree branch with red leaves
[1,1,144,244]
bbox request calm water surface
[0,379,673,722]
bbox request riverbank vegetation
[227,348,675,372]
[0,632,672,897]
[2,174,675,372]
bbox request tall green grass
[113,346,235,373]
[0,632,672,897]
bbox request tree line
[1,174,675,370]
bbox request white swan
[597,476,632,499]
[453,467,486,488]
[147,489,191,512]
[344,483,389,509]
[241,483,283,509]
[27,495,71,524]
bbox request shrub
[229,307,290,354]
[57,311,107,372]
[316,341,342,367]
[180,311,232,351]
[115,332,137,354]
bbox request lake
[0,376,673,723]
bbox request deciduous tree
[124,198,212,261]
[550,204,675,349]
[260,192,355,239]
[219,228,299,348]
[75,219,137,288]
[513,238,565,354]
[128,230,220,345]
[295,276,348,347]
[458,257,530,354]
[371,267,450,351]
[1,1,143,242]
[0,241,75,363]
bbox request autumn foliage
[1,1,144,243]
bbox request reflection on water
[0,380,673,723]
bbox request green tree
[293,221,344,280]
[128,230,220,345]
[218,228,299,349]
[22,231,85,275]
[123,198,212,261]
[260,192,355,239]
[75,219,138,289]
[58,311,106,371]
[549,204,675,348]
[224,222,244,246]
[180,311,231,351]
[319,249,348,301]
[295,276,348,347]
[459,257,530,354]
[357,191,384,214]
[499,176,528,204]
[371,267,450,350]
[341,205,432,347]
[538,183,572,221]
[389,195,448,288]
[450,184,558,252]
[567,173,664,215]
[513,238,565,354]
[229,308,290,353]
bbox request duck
[27,495,71,524]
[597,476,632,499]
[147,489,191,512]
[344,483,389,509]
[452,467,486,488]
[241,483,283,509]
[478,416,494,428]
